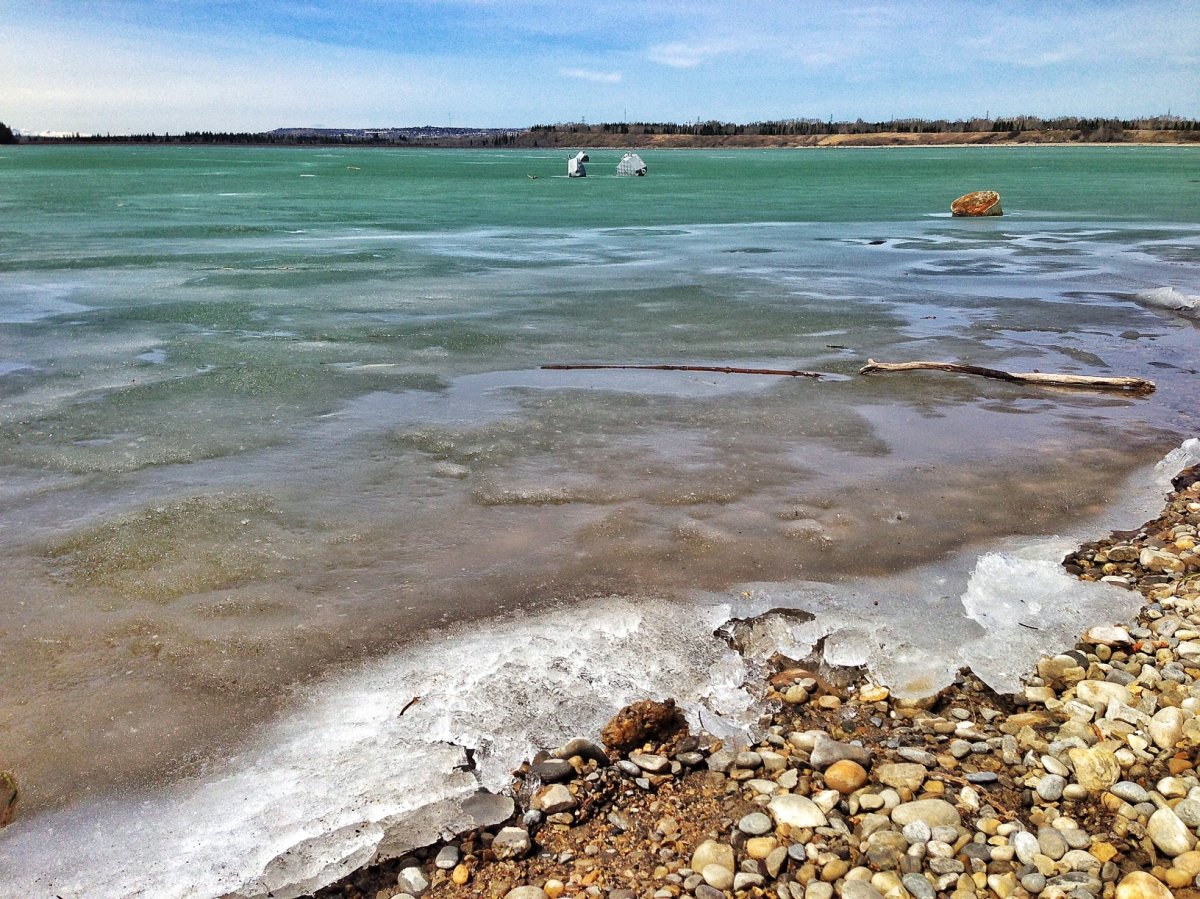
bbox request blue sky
[2,1,1197,133]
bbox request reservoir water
[0,145,1198,897]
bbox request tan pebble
[824,759,868,794]
[745,836,778,860]
[1115,871,1174,899]
[1165,868,1192,889]
[1090,841,1119,863]
[817,695,841,710]
[1169,756,1194,775]
[872,871,905,894]
[923,780,945,796]
[451,864,470,886]
[1174,850,1200,877]
[859,685,890,702]
[784,684,810,704]
[821,859,850,882]
[543,879,565,899]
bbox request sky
[2,0,1198,134]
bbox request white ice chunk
[1135,286,1200,318]
[957,549,1137,695]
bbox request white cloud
[646,40,737,69]
[559,68,622,84]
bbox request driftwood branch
[541,363,822,379]
[858,359,1155,394]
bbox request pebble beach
[314,459,1200,899]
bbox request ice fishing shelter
[616,152,647,176]
[567,151,589,177]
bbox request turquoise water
[0,145,1198,897]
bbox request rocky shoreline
[314,462,1200,899]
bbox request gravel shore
[315,462,1200,899]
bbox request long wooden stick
[541,363,823,379]
[858,359,1155,394]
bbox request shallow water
[0,146,1198,897]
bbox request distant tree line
[9,115,1199,147]
[532,115,1198,139]
[15,129,524,147]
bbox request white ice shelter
[616,152,647,176]
[567,151,589,177]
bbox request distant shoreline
[12,128,1200,150]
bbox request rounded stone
[807,883,835,899]
[876,762,927,792]
[1115,871,1175,899]
[1175,798,1200,828]
[745,836,778,860]
[701,863,734,891]
[769,793,828,829]
[734,872,765,891]
[1036,774,1066,801]
[902,874,936,899]
[396,867,430,895]
[1172,849,1200,878]
[1037,827,1069,861]
[1148,807,1196,857]
[629,752,670,773]
[841,882,884,899]
[1150,707,1186,750]
[1109,781,1151,804]
[890,799,960,829]
[690,839,735,874]
[825,759,869,794]
[738,811,773,836]
[901,820,932,844]
[503,889,549,899]
[1021,873,1047,894]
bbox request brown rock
[824,759,869,794]
[599,699,687,754]
[951,190,1002,216]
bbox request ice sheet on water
[726,436,1200,698]
[0,597,754,899]
[1135,286,1200,318]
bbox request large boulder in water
[951,190,1002,216]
